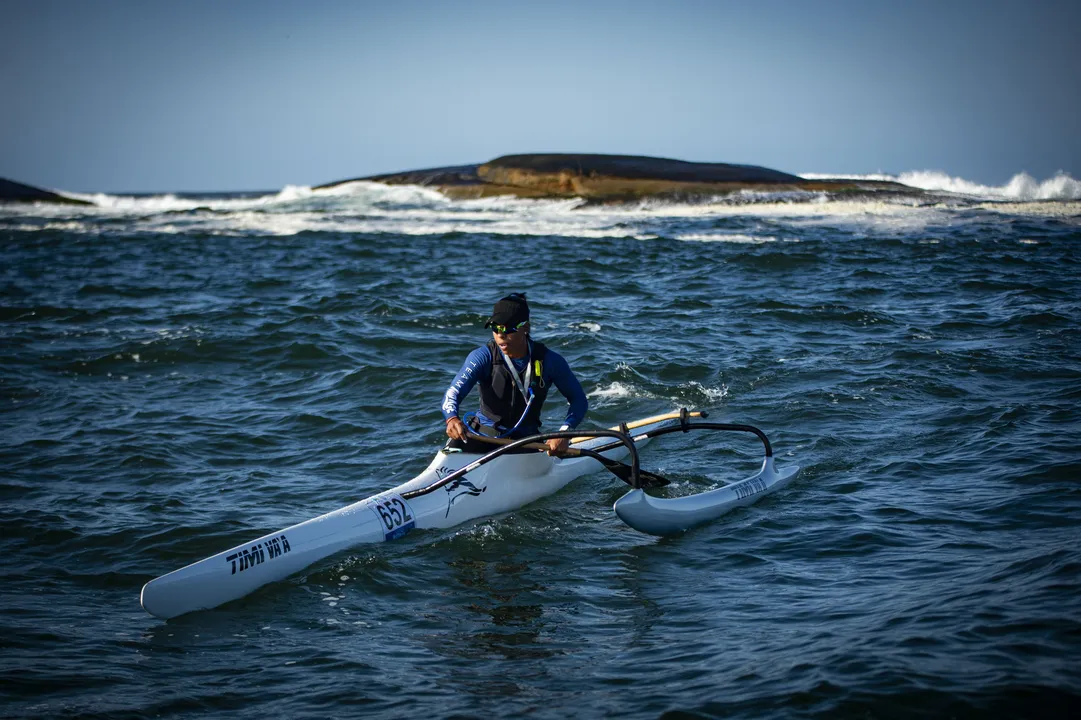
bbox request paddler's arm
[544,351,589,455]
[442,346,492,440]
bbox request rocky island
[316,153,912,203]
[3,154,914,205]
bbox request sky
[2,0,1079,193]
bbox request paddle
[570,409,708,444]
[563,447,670,489]
[461,430,671,489]
[457,411,710,488]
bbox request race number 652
[368,494,415,540]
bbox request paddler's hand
[545,437,570,456]
[446,417,468,441]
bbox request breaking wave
[801,170,1081,201]
[589,380,728,407]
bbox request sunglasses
[490,321,528,335]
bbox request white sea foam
[2,221,102,233]
[674,233,777,243]
[799,172,898,182]
[680,381,728,401]
[58,181,409,213]
[588,380,727,405]
[66,192,201,212]
[318,180,448,205]
[274,184,314,202]
[800,170,1081,201]
[901,170,1081,201]
[590,382,638,401]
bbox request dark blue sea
[2,179,1080,718]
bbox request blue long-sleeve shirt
[442,340,588,434]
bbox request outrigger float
[140,409,799,619]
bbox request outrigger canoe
[140,410,799,619]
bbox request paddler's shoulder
[467,343,495,366]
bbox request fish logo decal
[444,477,485,517]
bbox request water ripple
[1,199,1079,717]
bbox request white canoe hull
[613,456,800,536]
[140,412,802,619]
[141,435,642,620]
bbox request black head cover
[484,293,530,329]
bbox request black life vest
[478,339,549,431]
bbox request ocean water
[1,175,1080,719]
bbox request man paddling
[443,293,588,456]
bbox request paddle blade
[575,449,670,489]
[615,465,671,489]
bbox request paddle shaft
[461,435,612,465]
[458,423,672,488]
[571,410,708,444]
[458,430,550,453]
[460,410,709,455]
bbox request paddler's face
[493,323,529,358]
